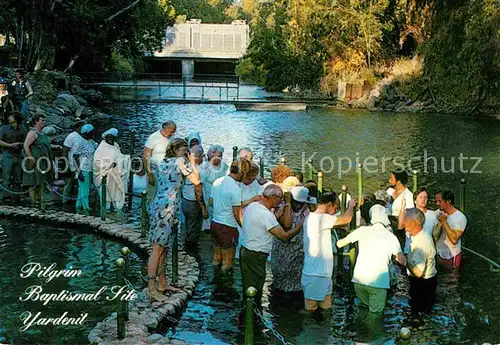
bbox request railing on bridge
[77,72,240,101]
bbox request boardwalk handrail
[462,245,500,271]
[76,72,239,84]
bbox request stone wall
[0,205,199,345]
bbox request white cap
[290,186,316,204]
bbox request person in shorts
[301,192,356,311]
[210,159,250,273]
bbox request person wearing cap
[337,204,406,314]
[71,124,97,214]
[239,184,305,308]
[301,192,356,311]
[271,186,315,294]
[93,128,130,213]
[0,111,27,201]
[143,121,176,203]
[62,121,85,203]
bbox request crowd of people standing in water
[140,120,468,320]
[0,115,468,319]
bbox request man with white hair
[143,121,176,201]
[238,146,253,161]
[403,207,437,313]
[337,204,406,314]
[239,184,304,308]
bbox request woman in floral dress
[147,138,200,301]
[271,186,312,293]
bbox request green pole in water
[307,159,313,182]
[460,179,466,212]
[40,171,46,212]
[127,131,136,211]
[412,170,418,193]
[245,286,257,345]
[172,219,179,285]
[115,257,126,339]
[120,247,131,322]
[340,185,348,214]
[140,190,149,238]
[317,171,324,198]
[101,175,107,221]
[233,146,238,162]
[259,157,264,179]
[357,164,363,212]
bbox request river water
[100,102,500,344]
[1,100,499,344]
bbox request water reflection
[0,221,145,345]
[100,102,499,343]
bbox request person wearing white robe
[93,128,130,212]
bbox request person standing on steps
[143,121,176,203]
[0,111,27,201]
[71,124,97,215]
[11,69,33,118]
[146,138,200,302]
[62,121,85,204]
[22,113,62,204]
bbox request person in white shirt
[181,145,207,247]
[302,192,356,311]
[210,159,251,273]
[337,204,406,314]
[71,124,97,215]
[235,162,270,259]
[433,190,467,269]
[240,184,304,307]
[403,208,437,313]
[143,121,176,202]
[200,145,228,232]
[386,169,414,250]
[398,187,438,253]
[62,122,84,203]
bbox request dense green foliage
[237,0,500,114]
[0,0,174,72]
